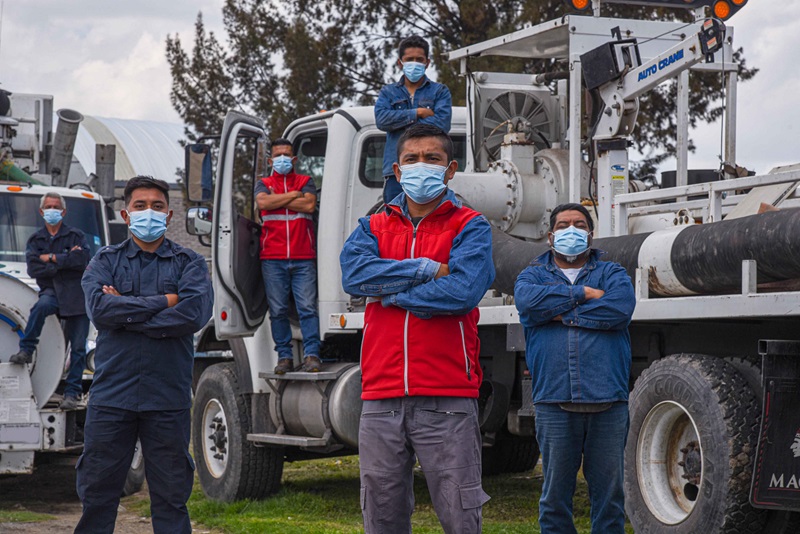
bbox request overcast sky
[2,0,797,175]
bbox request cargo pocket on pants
[459,482,491,534]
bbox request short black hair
[396,124,454,163]
[398,36,429,59]
[271,138,293,153]
[549,203,594,232]
[124,175,170,206]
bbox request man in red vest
[340,124,495,533]
[256,138,321,374]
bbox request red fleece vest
[259,172,315,260]
[360,200,483,400]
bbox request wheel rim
[202,399,229,478]
[637,400,703,524]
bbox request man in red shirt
[255,138,321,374]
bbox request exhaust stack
[50,108,84,187]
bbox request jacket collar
[394,75,431,90]
[124,237,175,259]
[533,248,605,273]
[268,170,298,180]
[386,188,461,220]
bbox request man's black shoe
[59,396,80,410]
[274,358,293,375]
[302,355,322,373]
[9,351,32,364]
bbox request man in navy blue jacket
[9,192,90,410]
[515,203,635,534]
[76,176,213,534]
[375,35,452,206]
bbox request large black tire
[482,431,540,476]
[121,439,145,496]
[625,354,766,534]
[192,363,284,501]
[724,357,800,534]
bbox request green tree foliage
[166,0,756,174]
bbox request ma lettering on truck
[184,1,800,532]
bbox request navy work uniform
[76,238,213,534]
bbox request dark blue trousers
[383,175,404,206]
[75,406,194,534]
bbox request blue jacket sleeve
[340,217,440,296]
[125,254,213,339]
[26,236,57,279]
[418,84,452,133]
[561,264,635,330]
[81,253,168,329]
[55,232,90,272]
[374,86,416,133]
[514,267,586,327]
[386,216,495,317]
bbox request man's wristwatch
[49,253,54,262]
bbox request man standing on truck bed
[514,203,635,534]
[256,138,322,374]
[340,124,494,533]
[375,35,452,207]
[8,191,90,410]
[76,175,213,534]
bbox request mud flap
[751,339,800,511]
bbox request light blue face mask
[402,61,426,83]
[399,162,448,204]
[42,208,63,226]
[272,155,294,175]
[552,226,590,261]
[128,209,168,243]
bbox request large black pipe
[491,208,800,297]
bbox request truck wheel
[482,430,540,476]
[624,354,766,533]
[724,357,800,534]
[192,363,284,501]
[122,439,145,496]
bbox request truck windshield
[0,194,106,263]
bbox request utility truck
[0,92,143,494]
[185,1,800,532]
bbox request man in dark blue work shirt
[75,175,213,534]
[8,192,90,410]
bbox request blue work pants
[19,293,89,398]
[261,259,321,360]
[75,406,194,534]
[534,402,629,534]
[383,175,404,207]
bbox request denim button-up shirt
[340,189,494,319]
[81,238,213,411]
[514,249,635,404]
[374,76,452,177]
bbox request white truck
[0,93,143,494]
[184,1,800,532]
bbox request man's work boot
[9,351,32,364]
[274,358,293,375]
[59,396,79,410]
[302,355,322,373]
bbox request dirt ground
[0,460,217,533]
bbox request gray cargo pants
[359,396,490,534]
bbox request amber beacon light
[563,0,746,20]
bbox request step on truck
[185,1,800,531]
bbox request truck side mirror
[185,144,214,202]
[186,207,212,236]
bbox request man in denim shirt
[375,35,452,206]
[514,203,635,534]
[341,124,493,533]
[76,176,213,534]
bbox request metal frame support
[742,259,757,295]
[569,54,583,204]
[635,267,649,301]
[676,70,690,203]
[724,70,738,174]
[596,138,629,237]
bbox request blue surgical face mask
[552,226,590,262]
[402,61,426,83]
[272,155,294,175]
[399,162,448,204]
[42,208,63,225]
[128,209,168,243]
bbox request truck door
[209,111,269,338]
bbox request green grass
[182,456,635,533]
[0,510,56,523]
